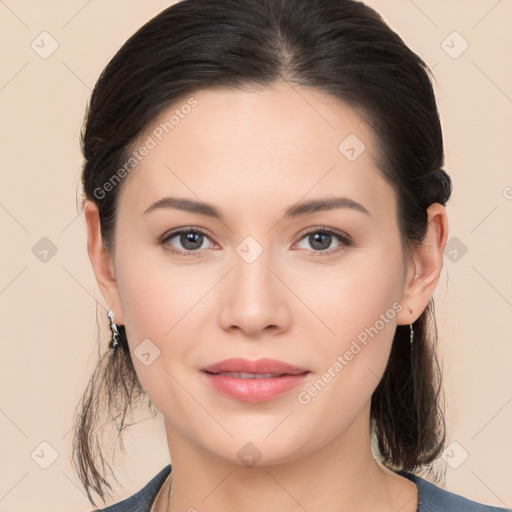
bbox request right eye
[161,228,216,255]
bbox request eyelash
[160,226,352,256]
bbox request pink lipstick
[200,357,310,402]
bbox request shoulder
[91,464,172,512]
[397,470,511,512]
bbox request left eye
[295,229,351,254]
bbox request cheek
[294,245,405,387]
[114,236,202,338]
[112,245,213,399]
[300,244,403,333]
[292,268,403,434]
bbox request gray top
[93,463,510,512]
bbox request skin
[85,81,448,512]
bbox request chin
[200,429,315,469]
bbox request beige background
[1,1,511,511]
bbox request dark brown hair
[74,0,452,505]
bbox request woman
[73,0,510,511]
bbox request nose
[217,246,292,338]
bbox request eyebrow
[143,195,370,219]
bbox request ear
[84,200,124,324]
[396,203,449,326]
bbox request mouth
[200,357,309,375]
[200,357,311,402]
[204,371,298,379]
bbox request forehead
[117,82,396,221]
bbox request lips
[214,372,286,379]
[200,357,309,376]
[200,358,311,402]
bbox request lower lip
[202,372,310,402]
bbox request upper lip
[201,358,309,375]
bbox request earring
[409,307,414,345]
[107,309,121,350]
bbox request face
[99,81,418,466]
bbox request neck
[159,408,417,512]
